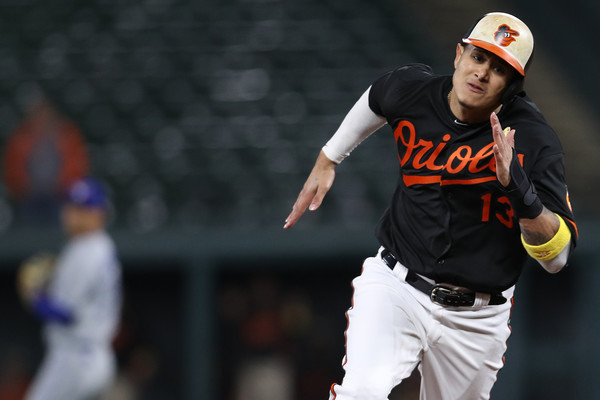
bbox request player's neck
[448,89,502,124]
[65,221,105,237]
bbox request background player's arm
[491,112,571,273]
[30,294,75,324]
[284,88,386,229]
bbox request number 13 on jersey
[481,193,514,228]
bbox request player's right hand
[284,151,337,229]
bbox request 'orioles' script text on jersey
[395,119,525,187]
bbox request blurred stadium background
[0,0,599,399]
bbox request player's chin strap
[501,148,543,219]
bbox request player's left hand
[491,112,515,187]
[17,253,56,305]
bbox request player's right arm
[284,88,386,229]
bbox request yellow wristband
[521,214,571,260]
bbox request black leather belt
[381,249,506,306]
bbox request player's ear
[454,43,464,68]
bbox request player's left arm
[518,209,571,273]
[491,112,574,273]
[31,293,75,324]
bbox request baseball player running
[18,177,122,400]
[284,12,578,400]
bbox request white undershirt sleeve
[321,86,387,164]
[536,239,571,273]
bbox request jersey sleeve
[368,63,434,118]
[529,152,578,245]
[32,293,74,324]
[513,96,579,246]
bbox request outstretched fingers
[284,154,336,229]
[284,180,330,229]
[490,112,515,187]
[284,186,316,229]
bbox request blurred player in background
[18,177,122,400]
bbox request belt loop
[473,293,491,308]
[381,248,397,269]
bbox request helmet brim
[462,38,525,76]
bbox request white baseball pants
[26,344,115,400]
[329,249,514,400]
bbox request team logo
[534,250,552,259]
[494,24,519,46]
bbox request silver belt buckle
[430,284,474,307]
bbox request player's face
[61,204,106,236]
[451,44,515,120]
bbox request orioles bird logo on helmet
[494,24,519,46]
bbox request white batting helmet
[462,12,534,76]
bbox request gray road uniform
[26,230,122,400]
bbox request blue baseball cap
[65,177,108,208]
